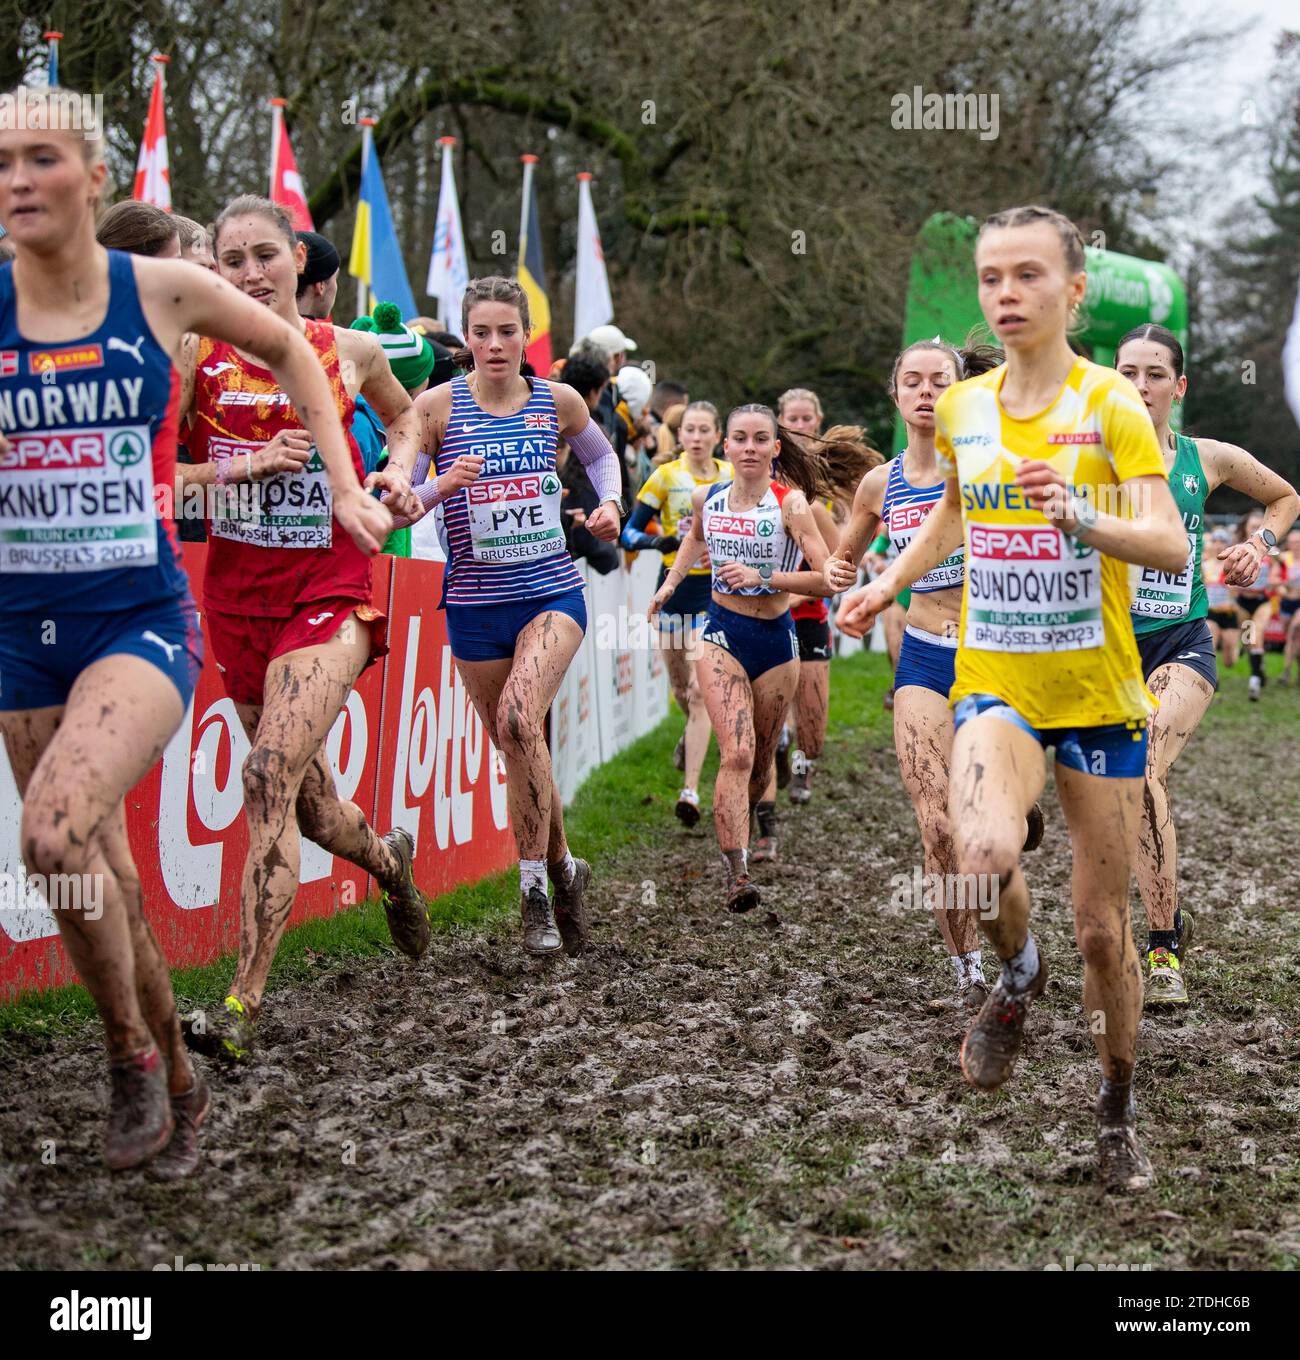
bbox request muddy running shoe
[1097,1119,1155,1193]
[959,958,1047,1091]
[958,976,990,1013]
[672,733,686,771]
[675,788,701,827]
[751,835,778,863]
[379,827,431,959]
[104,1044,174,1171]
[1144,947,1188,1008]
[150,1070,212,1182]
[775,726,792,789]
[883,686,895,711]
[725,875,762,914]
[788,752,814,804]
[551,858,592,958]
[521,886,562,955]
[1023,801,1045,853]
[182,995,255,1067]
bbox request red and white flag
[269,101,314,231]
[133,57,171,210]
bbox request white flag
[425,140,469,333]
[573,173,613,347]
[1285,278,1300,434]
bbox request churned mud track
[3,686,1298,1270]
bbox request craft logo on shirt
[953,433,994,447]
[969,525,1062,560]
[1046,432,1101,444]
[523,413,554,430]
[0,350,18,378]
[467,475,542,504]
[27,344,104,376]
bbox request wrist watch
[1252,527,1277,551]
[758,563,774,583]
[600,494,626,516]
[1066,494,1098,541]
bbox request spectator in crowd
[653,402,687,465]
[95,199,180,256]
[585,323,637,376]
[616,364,656,490]
[651,379,689,420]
[560,352,633,518]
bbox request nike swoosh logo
[462,422,487,433]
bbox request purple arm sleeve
[566,419,622,502]
[387,451,439,530]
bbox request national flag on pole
[573,172,613,346]
[1285,278,1300,435]
[269,100,314,231]
[133,55,172,211]
[44,31,62,89]
[348,122,418,321]
[516,155,552,374]
[426,137,470,333]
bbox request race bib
[1132,535,1194,620]
[0,423,158,574]
[964,522,1103,652]
[467,471,564,563]
[208,436,333,550]
[889,500,964,591]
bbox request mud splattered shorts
[953,692,1148,778]
[206,598,387,706]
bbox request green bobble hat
[351,301,436,391]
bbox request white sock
[950,954,966,983]
[520,859,547,895]
[549,852,576,887]
[1001,934,1039,996]
[962,950,984,983]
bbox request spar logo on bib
[969,525,1062,561]
[0,430,107,471]
[892,502,932,533]
[758,517,775,537]
[469,475,544,505]
[710,514,755,537]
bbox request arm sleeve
[620,500,660,550]
[566,419,623,503]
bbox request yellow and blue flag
[349,140,417,320]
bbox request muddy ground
[2,663,1298,1270]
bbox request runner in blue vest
[1115,325,1299,1008]
[0,88,390,1176]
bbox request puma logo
[307,611,335,627]
[142,630,180,663]
[107,335,145,365]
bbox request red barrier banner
[0,546,515,998]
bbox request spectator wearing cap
[584,323,637,376]
[295,230,340,319]
[616,365,656,492]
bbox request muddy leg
[792,659,829,761]
[696,642,756,852]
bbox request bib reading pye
[467,471,564,563]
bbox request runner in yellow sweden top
[936,355,1166,729]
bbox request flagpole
[357,117,376,320]
[43,31,62,88]
[518,153,537,274]
[269,97,285,201]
